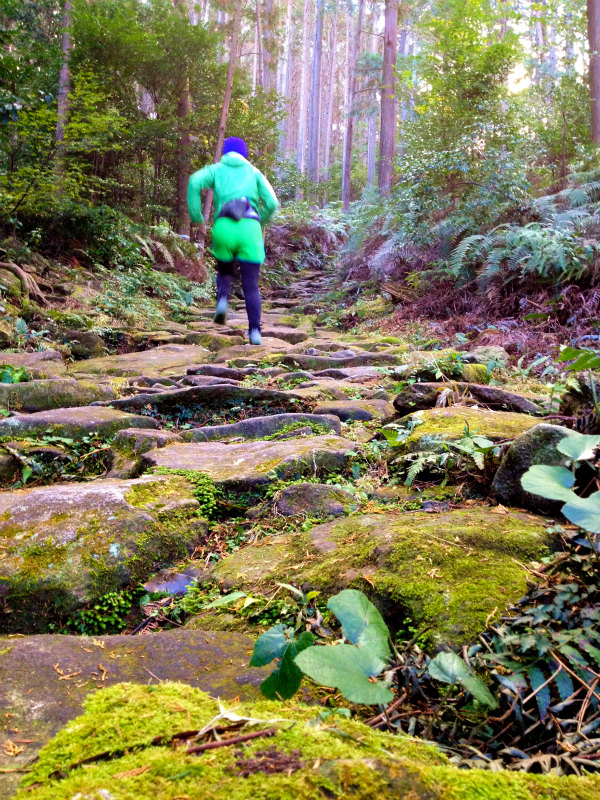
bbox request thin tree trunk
[199,0,243,240]
[280,0,294,153]
[378,0,397,195]
[296,0,312,185]
[262,0,276,91]
[174,0,191,236]
[256,2,264,88]
[588,0,600,142]
[341,0,364,212]
[307,0,324,185]
[322,0,338,197]
[55,0,72,191]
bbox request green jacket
[187,152,279,225]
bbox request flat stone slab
[0,628,266,796]
[181,412,342,442]
[213,508,551,647]
[0,349,67,378]
[71,344,211,377]
[0,475,203,632]
[0,406,158,440]
[315,366,389,381]
[314,399,395,423]
[400,406,543,448]
[394,383,542,416]
[0,377,116,413]
[260,325,308,344]
[143,435,356,489]
[276,352,402,370]
[213,340,295,364]
[273,482,358,517]
[99,384,304,416]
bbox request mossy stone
[0,378,116,412]
[212,508,551,646]
[401,407,541,449]
[461,363,489,384]
[16,682,600,800]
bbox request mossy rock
[17,682,600,800]
[401,407,541,449]
[71,344,212,377]
[142,436,357,492]
[273,482,358,517]
[0,475,205,632]
[212,508,551,646]
[461,363,489,384]
[0,631,267,798]
[0,349,67,378]
[0,378,116,412]
[0,406,158,440]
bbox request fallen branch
[187,727,277,754]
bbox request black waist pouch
[218,197,260,222]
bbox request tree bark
[262,0,276,92]
[378,0,397,195]
[199,0,243,239]
[588,0,600,142]
[307,0,324,185]
[55,0,72,190]
[341,0,364,212]
[280,0,294,154]
[296,0,312,183]
[173,0,191,236]
[322,0,338,196]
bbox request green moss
[213,509,550,646]
[17,682,600,800]
[461,363,490,384]
[403,407,541,446]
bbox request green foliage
[427,651,497,708]
[65,588,139,635]
[152,468,220,519]
[0,364,28,384]
[521,431,600,534]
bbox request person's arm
[255,168,279,224]
[187,165,217,224]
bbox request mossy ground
[17,682,600,800]
[403,406,541,446]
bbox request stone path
[0,266,574,797]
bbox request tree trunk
[296,0,312,183]
[173,0,191,236]
[280,0,294,154]
[307,0,324,185]
[322,1,338,190]
[588,0,600,142]
[199,0,243,238]
[262,0,277,92]
[55,0,72,190]
[378,0,397,195]
[341,0,364,211]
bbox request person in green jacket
[187,137,279,345]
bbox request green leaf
[260,631,314,700]
[327,589,390,661]
[295,644,393,705]
[562,492,600,534]
[14,317,27,336]
[203,591,246,610]
[250,624,292,667]
[427,651,497,708]
[527,665,551,721]
[520,465,577,502]
[556,434,600,463]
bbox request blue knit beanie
[222,136,248,158]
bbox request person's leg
[238,260,262,344]
[234,219,265,342]
[214,260,234,324]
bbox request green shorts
[211,217,266,264]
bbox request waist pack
[217,197,260,222]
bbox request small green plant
[251,588,495,708]
[521,431,600,533]
[152,468,221,518]
[0,364,28,384]
[66,589,139,635]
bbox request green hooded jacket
[187,152,279,225]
